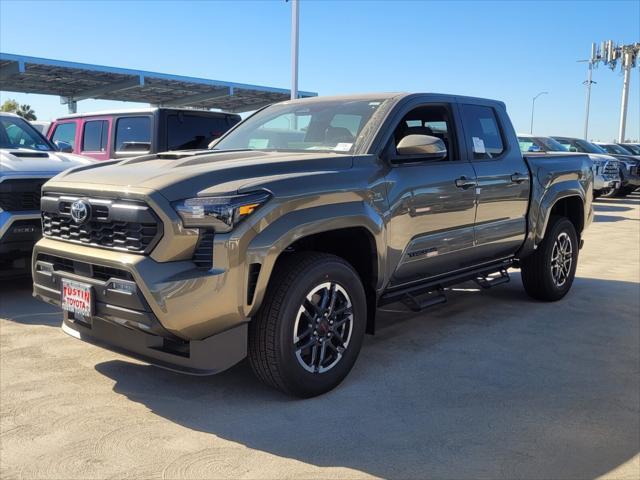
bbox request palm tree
[15,104,37,121]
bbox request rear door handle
[510,172,529,184]
[455,176,477,189]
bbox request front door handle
[510,172,529,184]
[455,176,477,189]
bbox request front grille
[0,178,46,211]
[603,161,620,175]
[41,194,162,254]
[37,253,134,281]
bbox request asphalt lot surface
[1,194,639,480]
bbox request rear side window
[460,105,505,159]
[115,117,151,152]
[51,122,76,146]
[167,114,230,150]
[82,120,108,152]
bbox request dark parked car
[552,136,639,197]
[593,142,640,196]
[47,108,241,161]
[517,134,620,197]
[33,93,593,397]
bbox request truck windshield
[575,140,607,154]
[0,116,54,151]
[536,137,568,152]
[211,99,388,153]
[600,143,632,155]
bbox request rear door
[383,101,479,285]
[79,117,112,160]
[459,102,530,261]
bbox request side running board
[379,259,513,312]
[474,269,510,289]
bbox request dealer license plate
[61,279,93,317]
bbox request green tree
[16,104,37,121]
[0,99,37,120]
[1,99,19,113]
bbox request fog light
[108,279,137,294]
[37,262,54,275]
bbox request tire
[615,186,634,197]
[520,216,578,301]
[248,252,367,398]
[600,186,620,198]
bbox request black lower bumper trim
[62,315,247,376]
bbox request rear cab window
[167,114,231,150]
[460,104,505,160]
[115,116,151,154]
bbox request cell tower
[589,41,640,142]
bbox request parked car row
[517,134,640,198]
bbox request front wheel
[248,252,366,397]
[520,216,578,301]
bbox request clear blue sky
[1,0,638,141]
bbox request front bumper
[32,237,249,374]
[61,314,246,376]
[0,211,42,273]
[593,174,620,191]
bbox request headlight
[172,191,271,232]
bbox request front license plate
[61,279,93,317]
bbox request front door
[384,103,479,286]
[459,103,530,262]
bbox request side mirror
[54,140,73,153]
[395,134,447,161]
[527,145,541,152]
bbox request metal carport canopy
[0,53,317,113]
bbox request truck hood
[48,150,354,201]
[0,148,94,175]
[585,153,618,165]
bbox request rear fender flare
[520,180,586,258]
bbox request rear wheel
[521,216,578,301]
[248,252,366,397]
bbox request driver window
[392,105,454,161]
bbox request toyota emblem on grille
[70,200,91,224]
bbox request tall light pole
[579,56,596,140]
[530,91,548,134]
[618,50,632,142]
[290,0,299,101]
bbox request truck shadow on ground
[593,204,632,213]
[95,275,639,480]
[593,214,634,223]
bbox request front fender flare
[244,202,385,316]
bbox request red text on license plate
[61,280,92,316]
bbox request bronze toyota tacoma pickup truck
[33,93,593,397]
